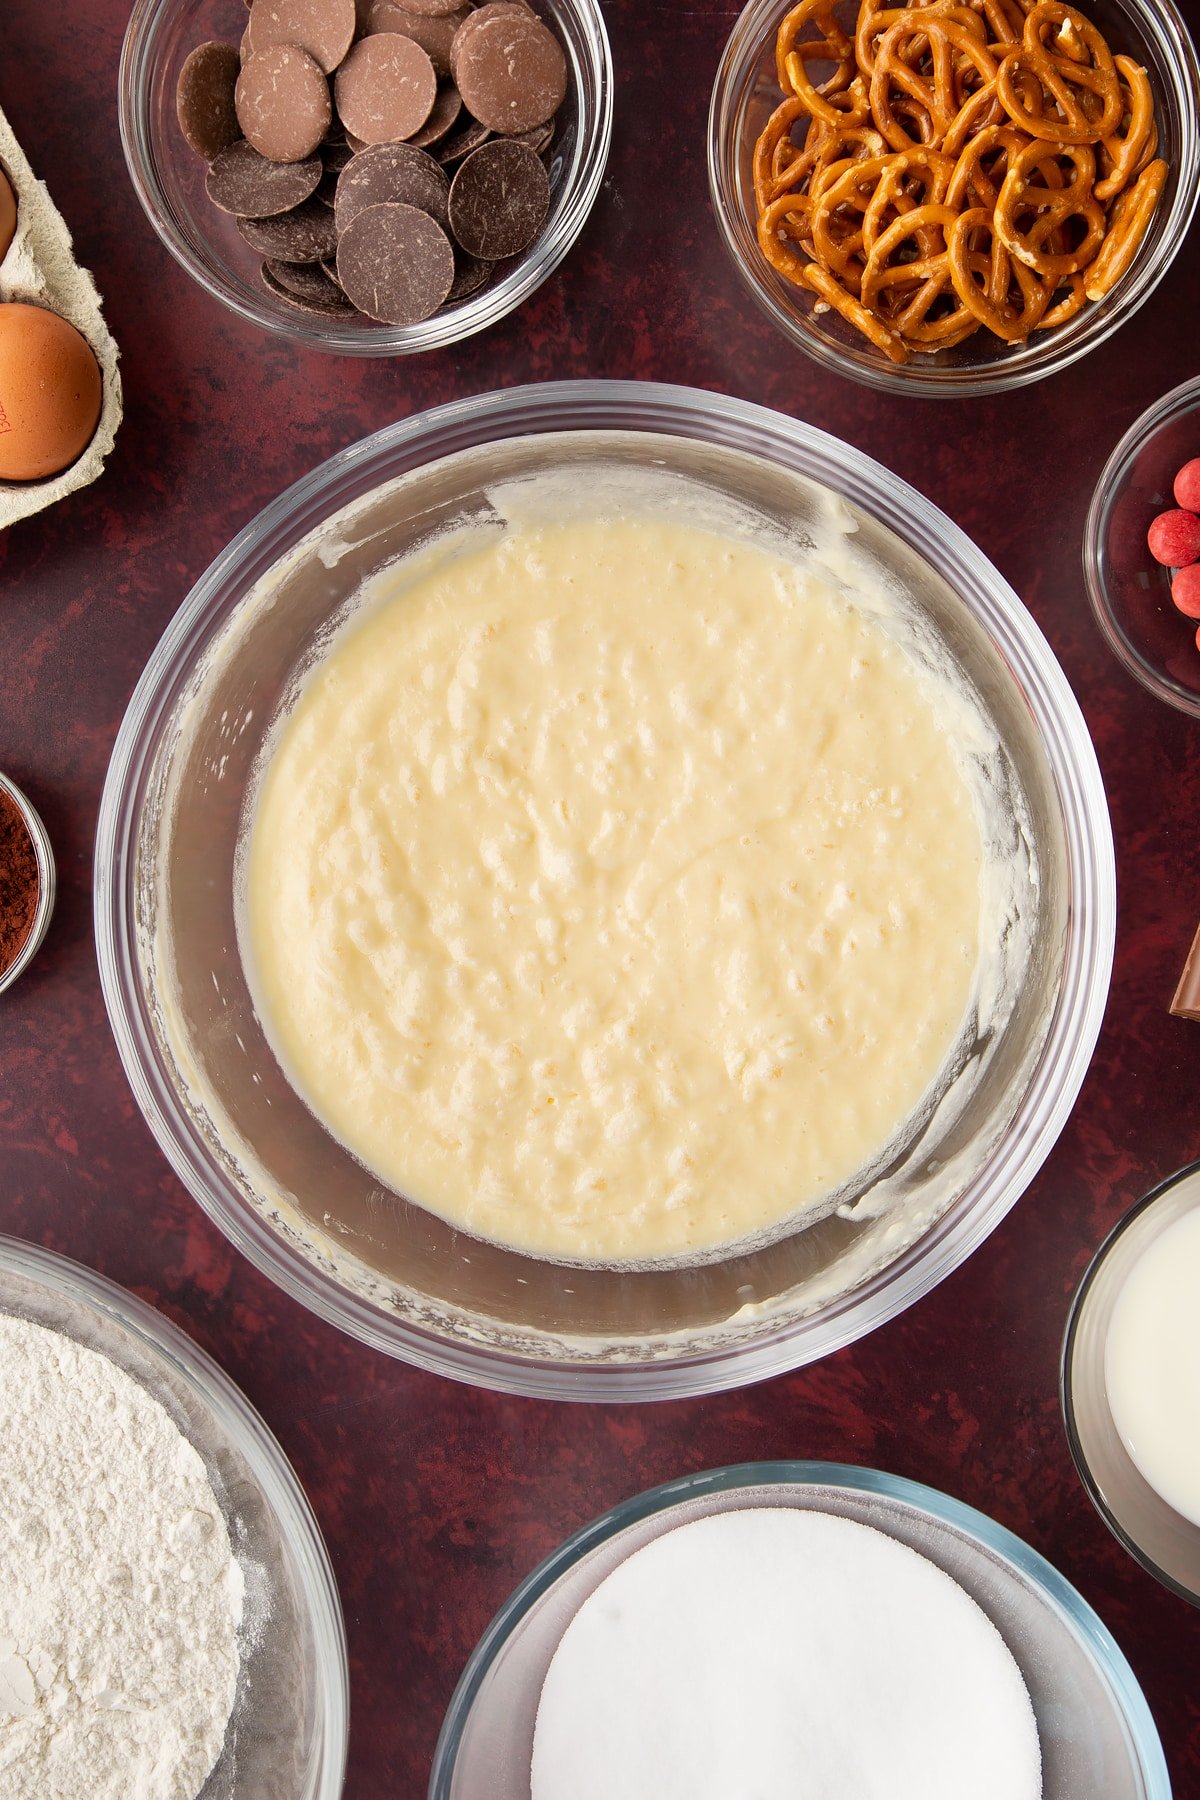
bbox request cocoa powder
[0,785,40,975]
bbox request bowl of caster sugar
[430,1462,1170,1800]
[1063,1158,1200,1607]
[0,1236,348,1800]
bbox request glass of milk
[1062,1159,1200,1607]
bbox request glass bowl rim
[0,1231,351,1794]
[94,377,1116,1401]
[1082,374,1200,718]
[1060,1151,1200,1609]
[428,1458,1170,1799]
[117,0,614,357]
[705,0,1200,398]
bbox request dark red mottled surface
[3,1,1200,1793]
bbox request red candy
[1172,563,1200,619]
[1174,457,1200,513]
[1147,508,1200,568]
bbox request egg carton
[0,103,122,530]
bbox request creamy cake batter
[243,512,984,1264]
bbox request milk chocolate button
[334,141,451,232]
[336,201,454,321]
[238,195,340,260]
[334,34,437,145]
[206,141,324,214]
[409,83,463,148]
[433,115,490,164]
[367,1,472,78]
[448,3,534,86]
[236,45,332,162]
[177,43,242,160]
[246,0,356,73]
[453,13,565,133]
[448,137,549,257]
[385,0,465,15]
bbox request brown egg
[0,303,103,482]
[0,166,15,261]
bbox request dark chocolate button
[334,34,438,144]
[238,195,340,260]
[177,42,242,160]
[443,251,495,304]
[262,261,360,313]
[206,140,324,215]
[235,45,332,163]
[367,1,472,78]
[322,135,354,172]
[447,137,549,258]
[334,140,451,232]
[335,200,455,322]
[433,115,491,164]
[246,0,357,74]
[408,83,464,148]
[453,13,565,133]
[265,256,356,303]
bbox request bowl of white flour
[0,1235,348,1800]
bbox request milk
[1105,1204,1200,1527]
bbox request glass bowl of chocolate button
[119,0,612,352]
[0,1235,348,1799]
[95,380,1115,1401]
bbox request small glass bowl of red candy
[1085,375,1200,717]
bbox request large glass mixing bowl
[95,382,1114,1399]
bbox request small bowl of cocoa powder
[0,772,54,994]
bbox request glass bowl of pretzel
[708,0,1200,394]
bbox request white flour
[0,1315,243,1799]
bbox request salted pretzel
[751,0,1167,364]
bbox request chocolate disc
[238,195,340,260]
[408,83,463,147]
[177,42,242,160]
[334,140,451,232]
[335,201,455,322]
[385,0,465,15]
[322,135,354,171]
[334,34,438,144]
[447,137,548,258]
[509,118,554,154]
[443,250,495,303]
[261,262,360,314]
[265,256,355,303]
[433,114,490,164]
[453,13,565,133]
[206,140,324,215]
[246,0,357,73]
[235,45,332,163]
[366,1,472,78]
[448,1,535,81]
